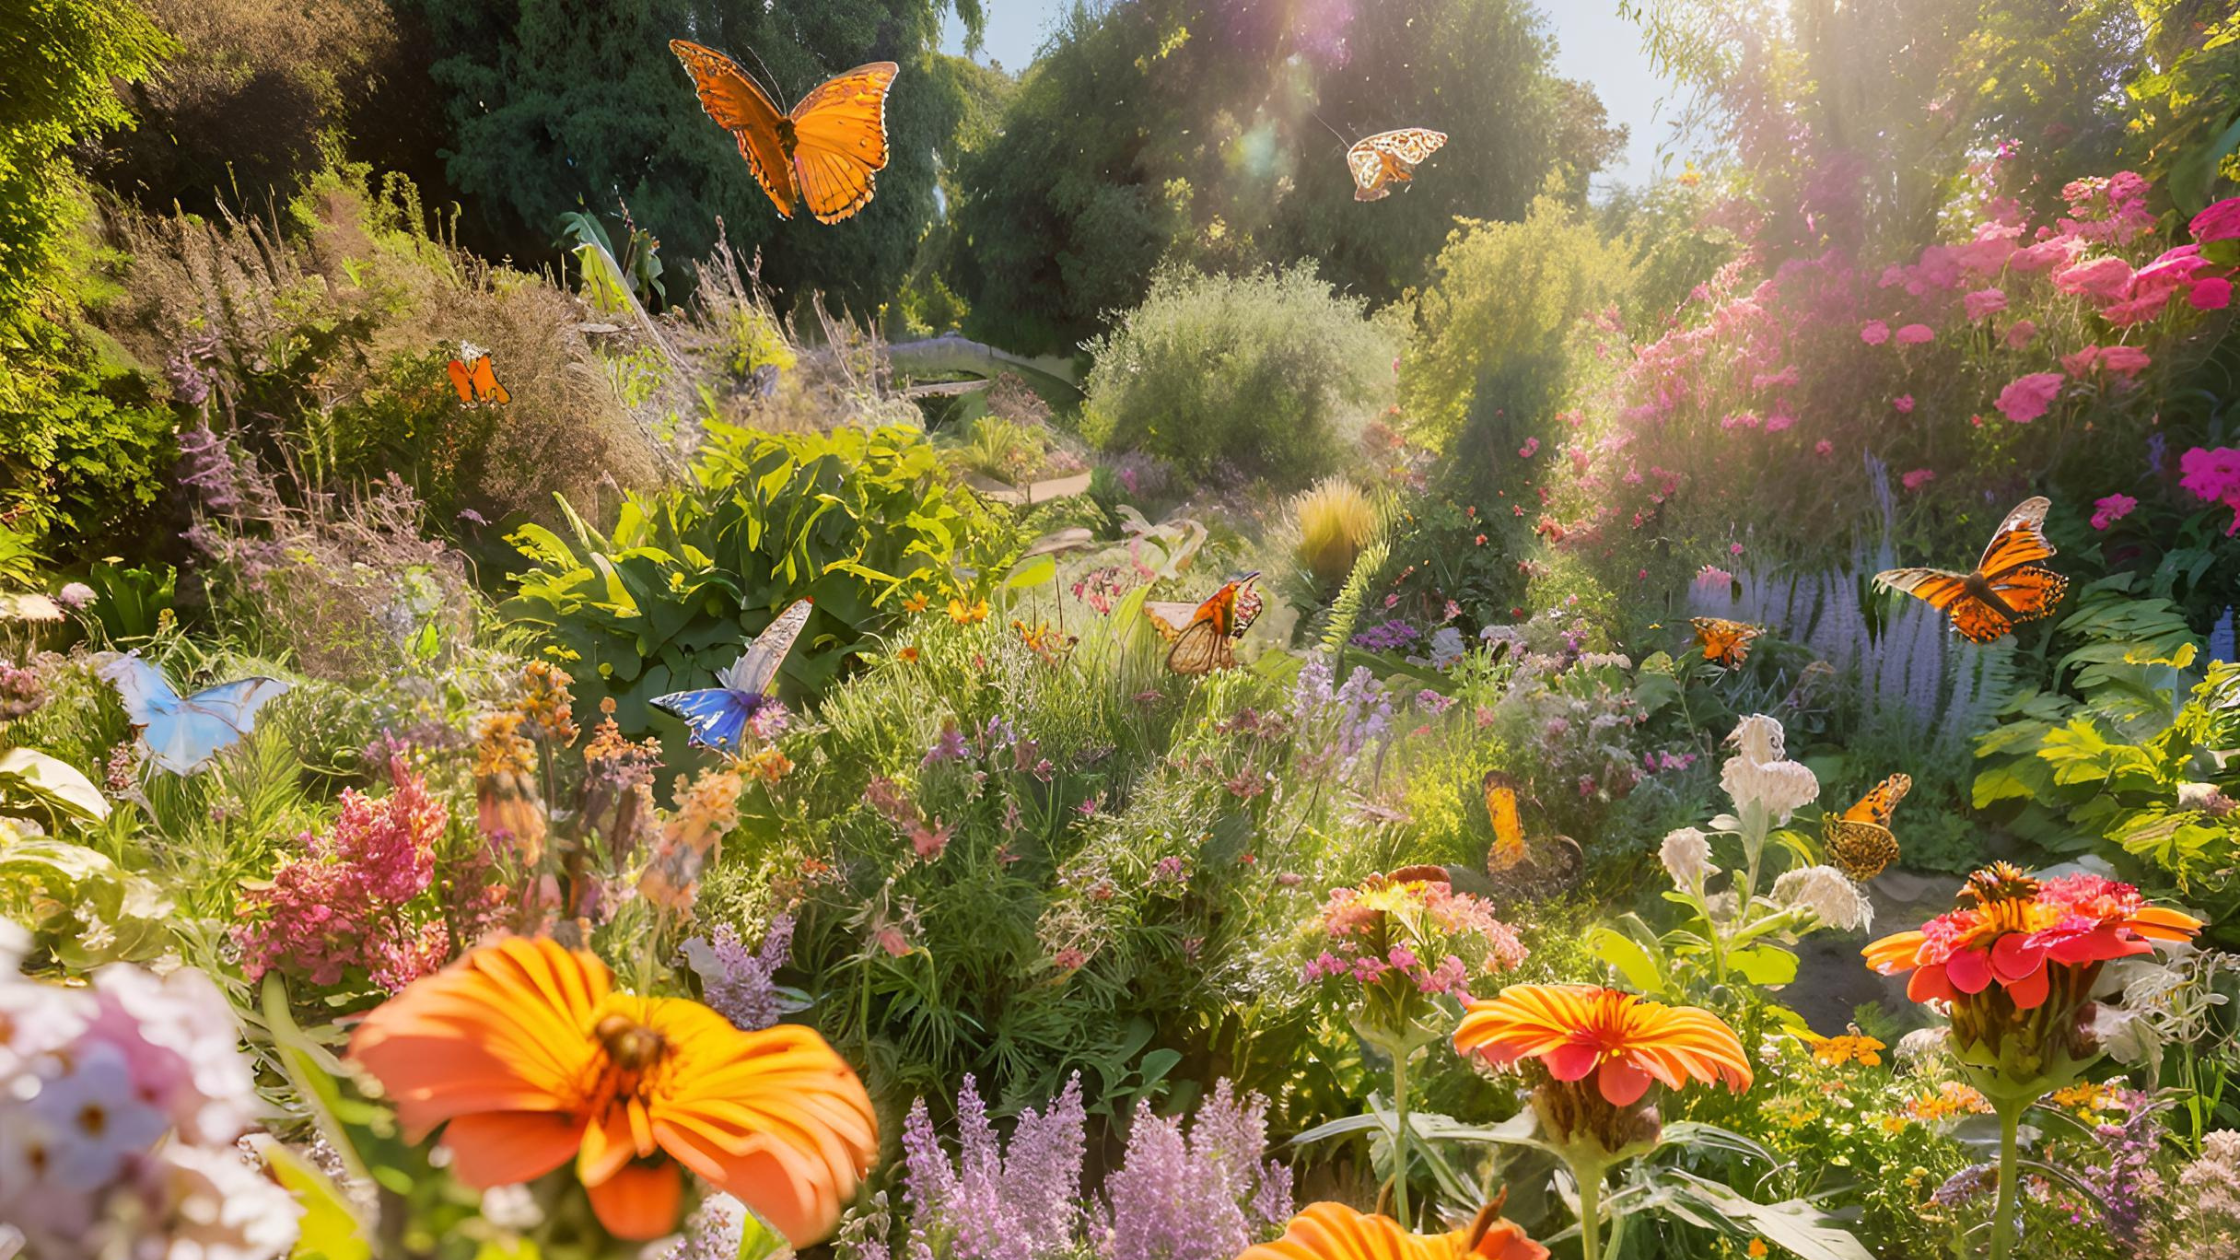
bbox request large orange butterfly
[1690,617,1762,668]
[1823,773,1911,881]
[1874,497,2069,644]
[1347,128,1447,201]
[446,343,510,406]
[1144,572,1264,675]
[671,40,896,225]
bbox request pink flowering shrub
[1301,868,1525,1041]
[234,758,474,993]
[2179,447,2240,535]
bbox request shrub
[1288,477,1377,589]
[1081,266,1397,490]
[501,423,1016,735]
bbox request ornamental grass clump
[1864,863,2203,1259]
[1452,984,1751,1260]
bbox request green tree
[410,0,983,311]
[947,0,1624,355]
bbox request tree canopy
[947,0,1626,354]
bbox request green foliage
[948,0,1624,353]
[0,290,176,547]
[1402,195,1633,455]
[502,423,1014,734]
[2123,1,2240,212]
[0,826,174,969]
[1081,265,1397,489]
[409,0,983,309]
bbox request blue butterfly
[651,599,814,752]
[95,651,292,775]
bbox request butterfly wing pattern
[1347,128,1447,201]
[1875,497,2069,644]
[673,40,896,225]
[1159,573,1262,676]
[652,599,814,752]
[1823,773,1912,881]
[1482,771,1527,873]
[1690,617,1763,668]
[97,652,291,775]
[447,344,509,406]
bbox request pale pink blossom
[2002,319,2038,349]
[1517,436,1540,458]
[1963,288,2007,322]
[1814,439,1834,457]
[1995,372,2065,424]
[1901,468,1937,492]
[1894,323,1934,345]
[2098,345,2151,378]
[1765,409,1796,432]
[1860,319,1891,345]
[1893,395,1915,414]
[2009,235,2084,273]
[2054,255,2136,301]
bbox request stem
[1990,1101,2022,1260]
[1391,1047,1412,1229]
[1576,1162,1602,1260]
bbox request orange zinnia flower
[349,936,877,1243]
[1453,984,1752,1106]
[1240,1201,1548,1260]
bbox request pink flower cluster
[2091,494,2137,531]
[1300,877,1527,1000]
[2179,446,2240,536]
[234,758,453,991]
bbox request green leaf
[257,1136,372,1260]
[1586,925,1667,995]
[0,748,110,821]
[1727,945,1800,986]
[1665,1173,1875,1260]
[735,1207,788,1260]
[1000,553,1058,591]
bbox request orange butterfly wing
[1690,617,1761,667]
[446,358,474,404]
[672,39,798,220]
[1824,773,1911,880]
[1347,129,1447,201]
[788,62,897,224]
[1142,601,1201,641]
[1876,498,2065,644]
[1165,618,1232,675]
[1482,771,1526,873]
[1841,773,1912,826]
[470,355,509,405]
[1986,566,2068,621]
[1975,497,2056,576]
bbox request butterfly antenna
[1309,110,1353,153]
[741,44,792,103]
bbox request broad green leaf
[257,1136,371,1260]
[1586,925,1667,995]
[0,748,110,821]
[1727,945,1800,986]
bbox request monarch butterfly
[1822,773,1911,881]
[1874,497,2069,643]
[446,343,510,406]
[1690,617,1762,668]
[1144,573,1263,675]
[1347,128,1447,201]
[671,40,897,225]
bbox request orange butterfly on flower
[1823,773,1911,880]
[1689,617,1761,668]
[348,936,876,1243]
[901,592,930,614]
[948,597,989,625]
[1874,496,2069,643]
[446,342,510,406]
[1347,128,1448,201]
[1144,572,1264,675]
[671,40,896,224]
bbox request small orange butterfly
[947,597,989,625]
[1823,773,1911,881]
[446,343,510,406]
[902,593,930,614]
[1690,617,1762,668]
[1347,128,1447,201]
[671,40,896,225]
[1144,573,1263,675]
[1874,497,2069,643]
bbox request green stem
[1391,1047,1412,1229]
[1576,1162,1602,1260]
[1990,1100,2022,1260]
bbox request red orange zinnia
[1864,865,2202,1010]
[1239,1201,1548,1260]
[349,936,877,1243]
[1453,984,1752,1107]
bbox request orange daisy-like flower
[1453,984,1752,1106]
[1240,1201,1548,1260]
[349,936,877,1243]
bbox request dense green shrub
[501,422,1015,734]
[1081,266,1398,490]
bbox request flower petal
[1597,1059,1654,1106]
[584,1159,684,1241]
[1945,948,1994,994]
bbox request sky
[937,0,1678,189]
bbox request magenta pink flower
[2193,278,2233,310]
[1765,409,1795,432]
[2010,236,2084,273]
[2055,255,2136,302]
[2132,245,2208,299]
[2090,494,2137,531]
[2098,345,2151,378]
[1893,395,1915,414]
[1995,372,2065,424]
[2189,197,2240,244]
[2060,346,2100,376]
[1814,439,1834,457]
[1901,468,1937,492]
[1729,542,1745,556]
[2179,446,2240,535]
[1894,323,1935,345]
[2101,291,2174,326]
[1517,436,1540,458]
[1860,319,1891,345]
[2002,319,2039,349]
[1963,288,2008,322]
[1694,564,1734,589]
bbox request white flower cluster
[1720,714,1820,823]
[1771,865,1873,932]
[1659,827,1716,890]
[0,920,300,1260]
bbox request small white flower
[142,1139,304,1260]
[1721,755,1820,822]
[1658,827,1716,889]
[1893,1027,1949,1063]
[1726,713,1787,765]
[1771,864,1871,932]
[55,583,96,612]
[26,1041,167,1190]
[479,1183,544,1232]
